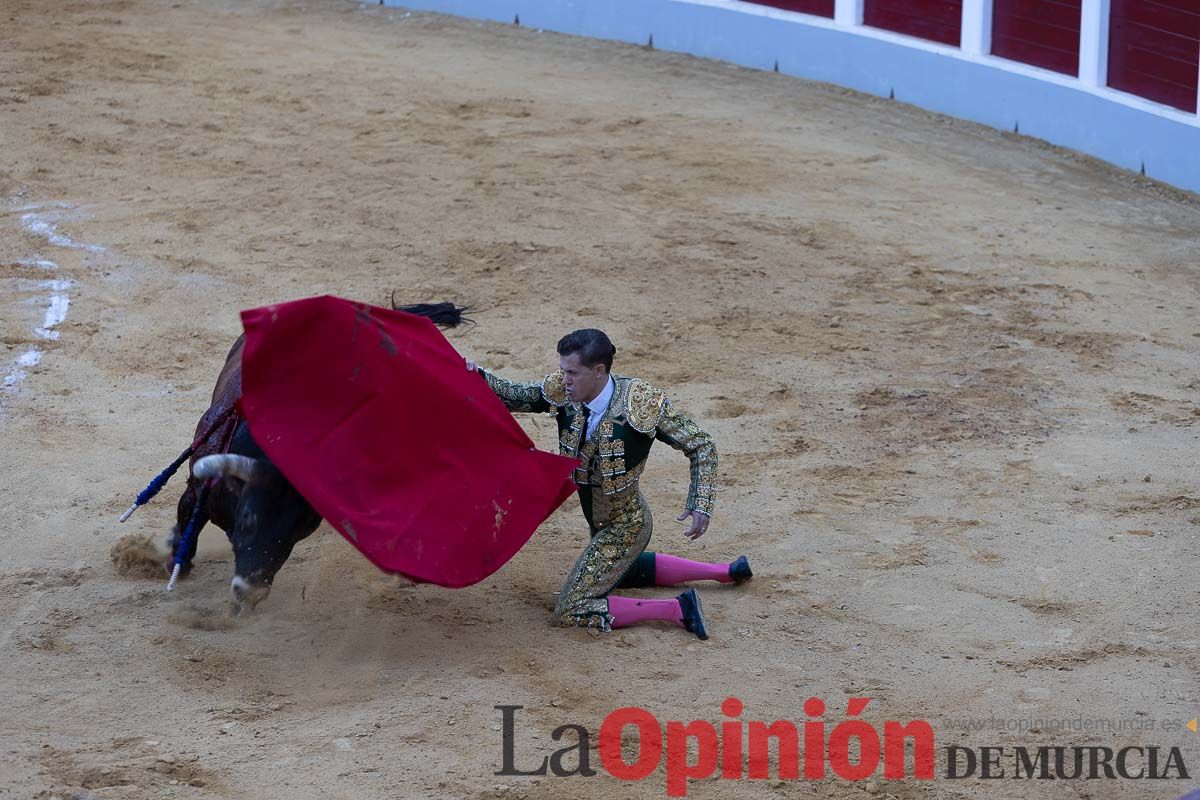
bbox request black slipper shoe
[728,555,753,583]
[677,588,709,640]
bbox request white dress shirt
[583,376,615,440]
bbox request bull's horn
[194,454,262,482]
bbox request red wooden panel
[1118,16,1199,66]
[992,35,1077,74]
[996,0,1080,29]
[1108,0,1199,112]
[1119,0,1200,35]
[991,0,1081,76]
[864,0,963,47]
[995,20,1077,53]
[741,0,835,17]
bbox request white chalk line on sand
[2,200,99,397]
[20,209,106,254]
[35,280,72,341]
[2,348,45,388]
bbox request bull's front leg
[166,479,208,578]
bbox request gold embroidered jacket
[479,369,717,516]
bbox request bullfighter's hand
[677,510,709,540]
[465,359,479,372]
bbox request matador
[469,328,751,639]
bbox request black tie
[575,405,591,459]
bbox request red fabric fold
[239,295,577,587]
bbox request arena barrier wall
[380,0,1200,195]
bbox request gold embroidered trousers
[554,486,651,631]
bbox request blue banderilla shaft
[118,406,235,522]
[167,481,210,592]
[118,446,193,522]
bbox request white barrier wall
[381,0,1200,195]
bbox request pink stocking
[654,553,732,586]
[607,595,683,629]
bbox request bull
[167,301,469,611]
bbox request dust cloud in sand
[110,534,167,579]
[1,1,1198,798]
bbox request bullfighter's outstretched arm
[477,368,556,414]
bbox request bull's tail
[194,453,263,483]
[390,295,474,329]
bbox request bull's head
[193,454,320,612]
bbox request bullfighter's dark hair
[557,328,616,372]
[390,294,474,329]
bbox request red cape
[239,296,578,587]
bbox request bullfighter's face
[559,352,608,405]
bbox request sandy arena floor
[1,1,1198,798]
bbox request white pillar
[961,0,993,56]
[835,0,864,26]
[1079,0,1111,86]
